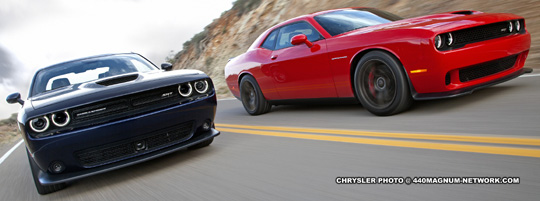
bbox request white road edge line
[0,139,23,165]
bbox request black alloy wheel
[239,75,271,115]
[354,51,412,116]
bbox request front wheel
[354,51,412,116]
[239,75,271,115]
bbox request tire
[188,137,214,150]
[26,149,66,195]
[353,51,413,116]
[239,75,271,115]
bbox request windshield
[30,54,158,97]
[314,8,403,36]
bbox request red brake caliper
[368,67,376,97]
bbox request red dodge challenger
[224,8,532,116]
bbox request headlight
[194,80,209,94]
[51,111,70,127]
[30,116,50,133]
[515,20,521,32]
[178,83,193,97]
[446,33,454,46]
[434,35,443,49]
[508,21,514,33]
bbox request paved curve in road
[1,75,539,200]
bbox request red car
[224,8,531,116]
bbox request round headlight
[51,111,70,127]
[194,80,209,94]
[434,35,443,49]
[30,116,50,133]
[447,33,454,46]
[515,20,521,32]
[508,21,514,33]
[178,83,193,97]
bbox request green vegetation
[232,0,262,16]
[167,0,262,64]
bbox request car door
[264,21,337,99]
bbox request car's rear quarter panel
[225,49,281,100]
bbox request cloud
[0,46,16,86]
[0,0,235,118]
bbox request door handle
[271,55,278,60]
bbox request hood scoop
[451,10,475,15]
[96,73,139,86]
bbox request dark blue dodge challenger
[6,53,219,194]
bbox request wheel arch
[238,71,256,88]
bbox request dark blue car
[6,53,219,194]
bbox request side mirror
[6,92,24,105]
[161,63,173,71]
[290,34,313,48]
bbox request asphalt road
[1,74,540,200]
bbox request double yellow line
[216,123,540,158]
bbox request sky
[0,0,235,119]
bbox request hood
[27,69,208,114]
[343,11,523,36]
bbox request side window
[261,29,279,50]
[275,21,323,50]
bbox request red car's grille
[459,55,518,83]
[74,121,193,167]
[452,19,524,48]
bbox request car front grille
[71,85,182,127]
[459,54,518,82]
[441,19,525,51]
[75,121,193,167]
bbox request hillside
[0,113,19,145]
[171,0,540,98]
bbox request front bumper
[414,68,532,100]
[407,31,531,96]
[26,95,219,185]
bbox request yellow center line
[216,123,540,146]
[218,128,540,158]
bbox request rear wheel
[27,149,66,195]
[239,75,271,115]
[354,51,412,116]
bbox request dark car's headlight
[177,79,213,100]
[29,116,50,133]
[194,80,209,94]
[178,83,193,97]
[51,110,70,127]
[28,110,72,137]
